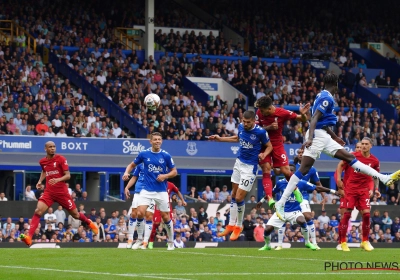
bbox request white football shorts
[138,189,170,212]
[302,129,343,160]
[267,210,304,228]
[231,158,257,192]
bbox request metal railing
[105,195,125,202]
[114,27,143,50]
[0,20,37,52]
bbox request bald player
[20,141,98,246]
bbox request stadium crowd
[194,0,400,58]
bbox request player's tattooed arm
[208,134,239,142]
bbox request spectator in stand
[0,193,7,202]
[371,210,384,229]
[387,184,400,205]
[317,210,330,230]
[392,217,400,236]
[382,211,393,232]
[202,186,214,201]
[25,185,36,201]
[54,206,66,225]
[74,184,83,198]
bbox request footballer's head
[297,148,304,162]
[323,72,339,94]
[45,141,56,155]
[355,142,362,152]
[256,96,275,116]
[149,132,163,151]
[242,110,256,130]
[361,137,373,152]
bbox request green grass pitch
[1,248,399,280]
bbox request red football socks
[285,171,293,181]
[149,223,158,242]
[262,173,273,199]
[339,212,351,243]
[28,213,41,237]
[79,212,90,224]
[362,212,371,242]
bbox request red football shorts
[344,192,370,210]
[259,144,289,167]
[39,191,76,211]
[339,197,347,209]
[152,209,174,225]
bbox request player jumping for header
[273,73,400,221]
[210,110,273,241]
[255,96,309,208]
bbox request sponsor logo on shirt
[46,170,59,176]
[122,141,146,154]
[148,164,163,173]
[239,139,253,149]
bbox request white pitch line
[155,250,371,264]
[0,265,189,280]
[0,265,398,278]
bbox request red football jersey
[39,154,69,193]
[255,108,297,145]
[334,152,355,192]
[167,182,179,204]
[346,151,380,195]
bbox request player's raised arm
[295,103,310,122]
[209,134,239,142]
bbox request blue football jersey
[133,148,175,192]
[296,163,320,201]
[273,179,301,212]
[238,123,270,166]
[296,180,317,202]
[311,90,337,129]
[132,163,145,193]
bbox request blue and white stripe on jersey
[296,163,320,201]
[132,163,145,193]
[133,148,175,192]
[312,90,337,129]
[237,123,270,166]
